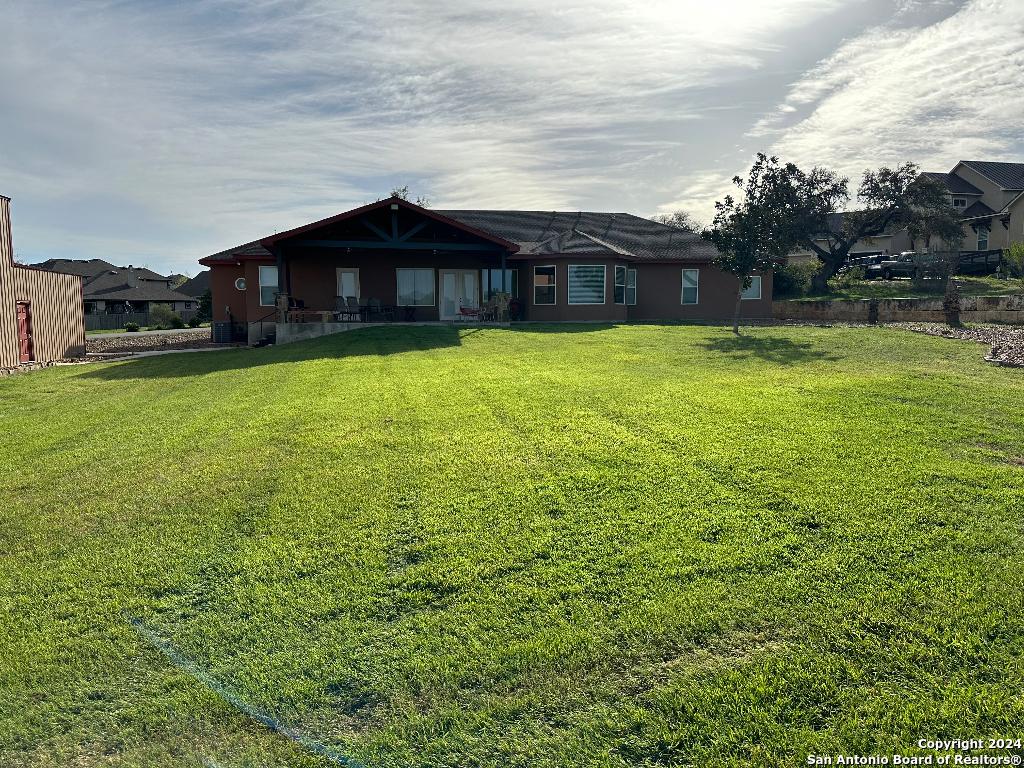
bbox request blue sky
[2,0,1021,275]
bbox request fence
[85,309,199,331]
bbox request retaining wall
[774,295,1024,324]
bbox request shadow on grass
[75,325,466,380]
[696,334,841,365]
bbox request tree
[783,162,956,292]
[703,154,802,334]
[1002,242,1024,289]
[651,210,703,233]
[390,185,430,208]
[196,287,213,322]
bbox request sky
[1,0,1021,275]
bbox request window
[681,269,699,304]
[627,269,636,306]
[397,268,435,306]
[614,266,627,304]
[534,265,556,305]
[336,269,359,298]
[84,302,96,315]
[185,302,192,310]
[568,265,606,304]
[258,266,278,307]
[235,277,246,291]
[952,197,967,208]
[482,269,519,299]
[977,226,989,251]
[741,275,762,300]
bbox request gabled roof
[30,258,168,281]
[201,204,718,264]
[437,210,716,260]
[176,270,211,297]
[84,284,197,303]
[962,200,997,218]
[921,172,983,195]
[955,161,1024,190]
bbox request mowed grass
[1,324,1023,768]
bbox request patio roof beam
[289,239,507,251]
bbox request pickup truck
[864,252,936,280]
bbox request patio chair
[456,303,480,322]
[333,295,349,321]
[345,296,364,321]
[478,300,497,322]
[367,297,394,322]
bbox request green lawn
[782,274,1024,301]
[2,325,1023,767]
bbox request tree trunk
[810,257,841,293]
[732,284,743,334]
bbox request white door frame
[439,269,479,320]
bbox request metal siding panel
[0,197,21,368]
[13,266,86,361]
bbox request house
[176,270,211,299]
[0,196,85,368]
[787,212,913,264]
[198,198,772,344]
[29,259,198,315]
[921,160,1024,254]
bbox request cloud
[756,0,1024,180]
[0,0,850,270]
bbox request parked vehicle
[865,252,918,280]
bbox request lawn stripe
[128,617,369,768]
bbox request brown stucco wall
[515,258,630,322]
[627,263,773,320]
[209,253,774,326]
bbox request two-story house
[922,160,1024,253]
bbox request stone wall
[774,295,1024,324]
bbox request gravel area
[86,329,244,354]
[886,322,1024,367]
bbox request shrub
[124,322,140,332]
[827,266,865,292]
[187,315,202,328]
[773,259,819,297]
[1002,242,1024,288]
[148,304,178,329]
[196,287,213,322]
[170,315,186,329]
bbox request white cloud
[757,0,1024,179]
[0,0,851,271]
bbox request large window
[614,266,627,304]
[741,275,762,300]
[259,266,279,307]
[336,269,359,298]
[681,269,699,305]
[397,268,435,306]
[568,265,606,305]
[627,269,636,306]
[534,265,556,305]
[482,269,518,299]
[977,226,990,250]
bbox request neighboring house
[199,197,772,343]
[176,270,210,299]
[0,196,85,367]
[922,160,1024,253]
[29,259,197,314]
[788,212,913,263]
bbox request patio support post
[275,246,283,293]
[501,249,506,292]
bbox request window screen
[681,269,698,305]
[534,266,556,305]
[259,266,279,307]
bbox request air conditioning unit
[212,322,232,343]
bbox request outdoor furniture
[478,301,497,322]
[286,298,310,323]
[509,298,522,321]
[333,295,348,321]
[403,306,416,322]
[367,297,394,322]
[456,304,480,322]
[345,296,365,321]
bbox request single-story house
[176,270,211,299]
[787,213,913,264]
[0,196,85,367]
[198,198,772,343]
[29,259,197,314]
